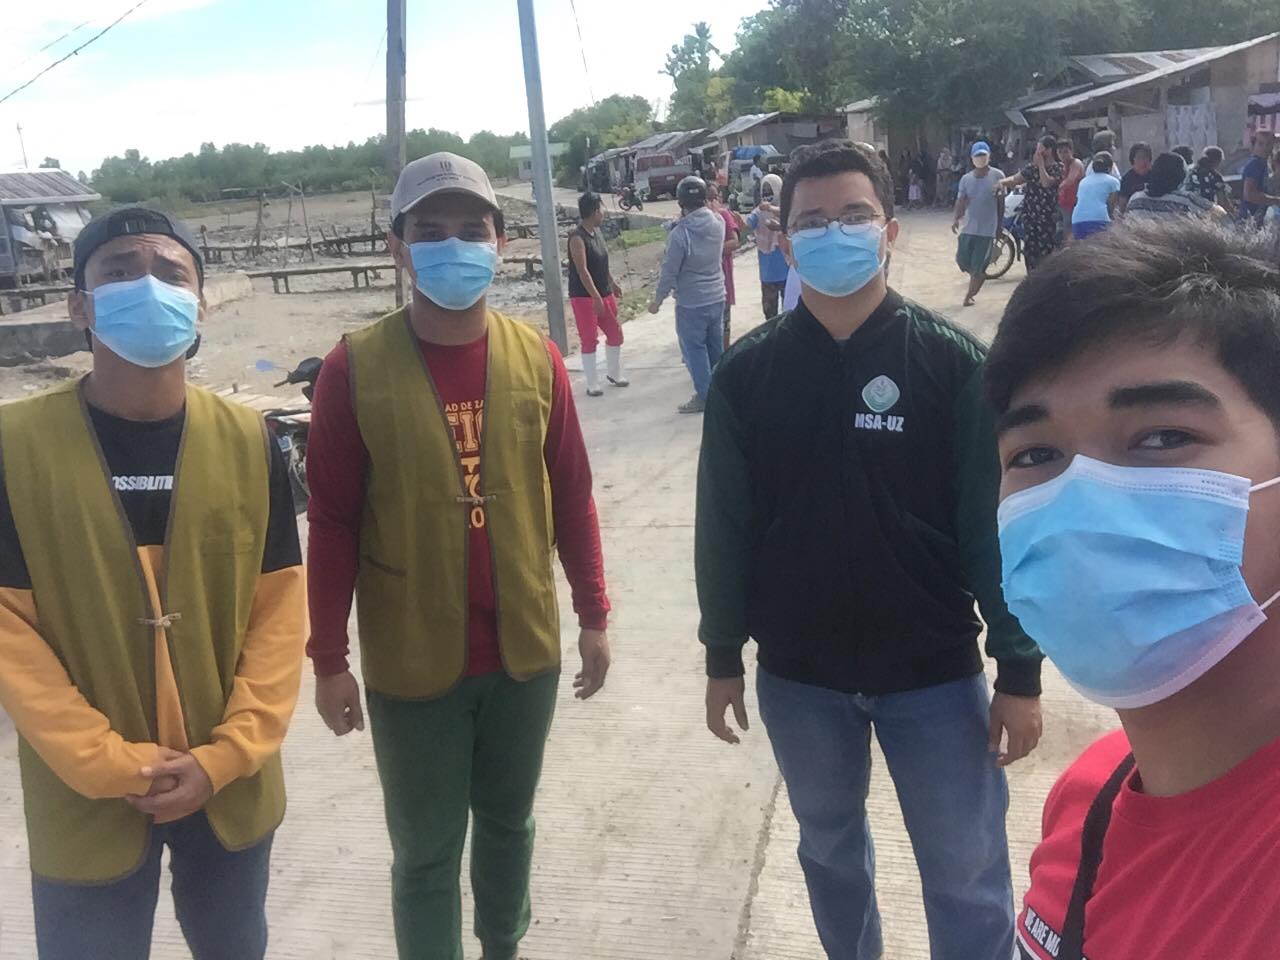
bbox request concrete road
[0,210,1117,959]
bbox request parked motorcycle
[617,184,644,212]
[263,357,323,515]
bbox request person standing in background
[951,141,1005,307]
[1239,131,1279,227]
[936,145,955,208]
[1171,145,1195,167]
[1127,152,1225,220]
[307,152,611,960]
[1055,139,1085,238]
[1185,147,1235,217]
[746,173,790,319]
[707,184,741,349]
[1070,151,1121,241]
[567,192,628,398]
[998,135,1064,271]
[920,143,935,205]
[1090,130,1120,176]
[648,175,727,414]
[1118,142,1152,215]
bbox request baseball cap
[970,141,992,158]
[74,206,204,291]
[391,152,499,223]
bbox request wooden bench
[246,262,392,294]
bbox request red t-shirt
[1016,728,1280,959]
[305,326,610,678]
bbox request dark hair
[1129,141,1152,164]
[1146,152,1187,197]
[392,204,504,240]
[1091,130,1116,154]
[1199,146,1224,168]
[986,219,1280,429]
[1040,134,1058,151]
[1172,145,1194,165]
[578,191,603,220]
[1091,151,1113,174]
[780,139,894,227]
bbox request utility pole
[516,0,568,353]
[16,124,28,168]
[386,0,408,307]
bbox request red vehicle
[634,151,693,200]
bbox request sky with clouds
[0,0,765,176]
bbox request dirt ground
[0,189,669,403]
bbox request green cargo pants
[367,670,559,960]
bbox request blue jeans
[31,812,274,960]
[757,668,1013,960]
[675,301,725,398]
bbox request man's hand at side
[575,628,611,699]
[706,676,749,745]
[988,692,1043,767]
[127,747,214,823]
[316,670,365,735]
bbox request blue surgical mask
[999,455,1280,708]
[790,222,885,298]
[409,237,499,311]
[89,275,200,368]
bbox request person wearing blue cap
[0,206,306,959]
[952,141,1005,306]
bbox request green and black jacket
[695,290,1042,697]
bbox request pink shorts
[569,295,623,354]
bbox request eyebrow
[1107,381,1222,410]
[996,403,1049,436]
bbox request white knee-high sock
[582,351,602,391]
[606,345,628,385]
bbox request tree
[1127,0,1280,50]
[763,88,806,112]
[548,94,656,185]
[663,22,719,129]
[40,157,61,169]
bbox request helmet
[677,176,708,208]
[760,173,783,203]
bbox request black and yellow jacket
[695,291,1042,697]
[0,381,305,882]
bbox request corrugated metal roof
[1030,33,1280,115]
[0,168,100,206]
[842,97,879,113]
[710,112,781,140]
[1070,46,1221,81]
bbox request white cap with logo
[391,152,499,221]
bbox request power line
[352,27,388,108]
[8,16,95,76]
[0,0,152,107]
[566,0,595,103]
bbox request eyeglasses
[788,213,887,239]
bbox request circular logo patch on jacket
[862,375,901,413]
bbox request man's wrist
[994,657,1043,698]
[310,651,351,678]
[705,644,745,679]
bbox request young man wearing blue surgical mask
[0,206,306,959]
[988,219,1280,960]
[305,152,611,960]
[695,139,1044,959]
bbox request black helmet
[677,176,708,209]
